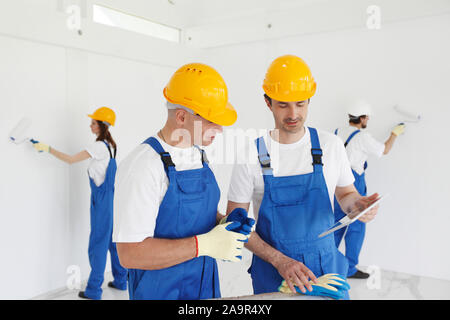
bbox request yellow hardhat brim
[263,82,316,103]
[87,106,116,126]
[165,89,237,127]
[87,113,105,123]
[202,102,237,127]
[87,113,114,126]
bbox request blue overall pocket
[175,172,213,237]
[269,183,326,241]
[269,176,307,205]
[176,174,206,195]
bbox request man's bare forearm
[383,133,397,155]
[117,237,197,270]
[335,185,379,222]
[245,231,317,292]
[336,191,361,216]
[245,232,283,268]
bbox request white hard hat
[347,99,372,117]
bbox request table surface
[217,291,329,300]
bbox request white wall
[65,50,177,291]
[0,0,199,299]
[0,35,71,300]
[201,10,450,297]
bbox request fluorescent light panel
[93,4,180,43]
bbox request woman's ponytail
[96,121,116,150]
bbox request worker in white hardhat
[113,63,253,300]
[333,99,405,279]
[32,107,128,300]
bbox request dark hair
[348,114,367,124]
[264,93,310,105]
[96,120,117,150]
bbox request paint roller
[9,117,38,145]
[393,104,422,124]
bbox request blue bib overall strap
[103,140,117,159]
[343,129,359,147]
[127,137,220,300]
[255,136,273,176]
[310,128,324,173]
[250,127,349,298]
[145,137,177,177]
[335,128,368,170]
[193,144,210,164]
[345,129,367,171]
[84,141,128,300]
[333,130,368,277]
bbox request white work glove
[195,221,248,262]
[391,123,405,136]
[33,141,50,153]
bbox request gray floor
[32,272,129,300]
[347,268,450,300]
[33,267,450,300]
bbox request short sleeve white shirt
[113,135,213,243]
[227,128,355,222]
[86,141,113,187]
[335,125,385,175]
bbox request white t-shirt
[227,128,355,222]
[335,125,385,175]
[86,141,114,187]
[113,135,214,243]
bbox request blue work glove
[279,274,350,300]
[220,208,255,236]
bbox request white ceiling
[91,0,330,29]
[90,0,450,48]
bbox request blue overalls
[249,128,349,297]
[333,129,367,277]
[127,137,221,300]
[85,141,128,300]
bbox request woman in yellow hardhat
[33,107,127,300]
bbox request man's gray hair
[166,101,195,115]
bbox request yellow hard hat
[163,63,237,126]
[88,107,116,126]
[263,55,316,102]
